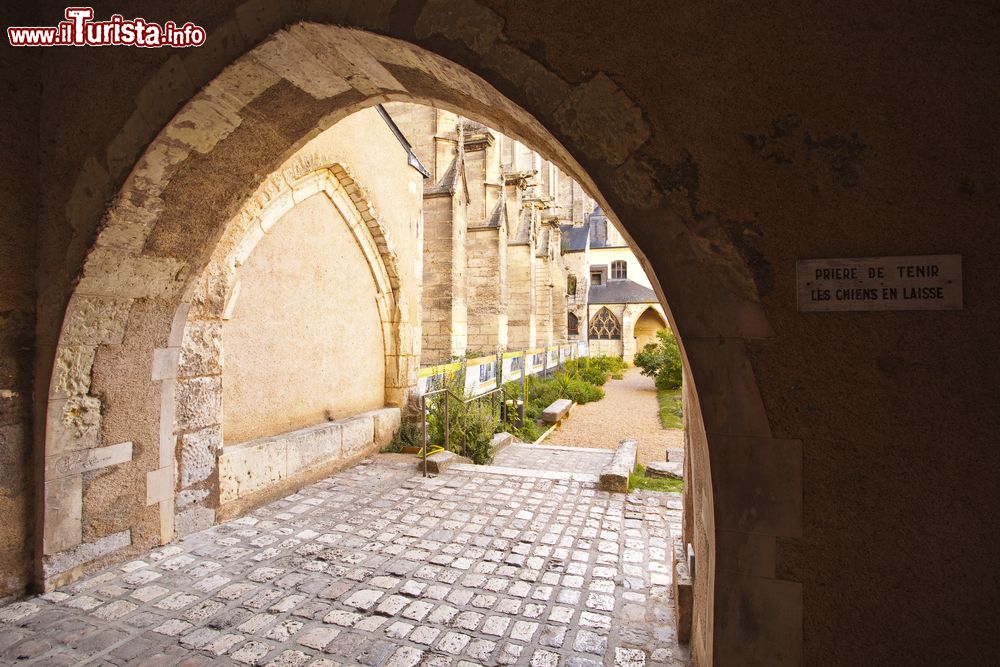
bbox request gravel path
[545,366,684,465]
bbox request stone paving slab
[0,456,687,666]
[493,444,613,476]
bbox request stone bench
[541,398,573,424]
[599,438,638,492]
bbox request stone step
[416,450,471,474]
[491,432,514,456]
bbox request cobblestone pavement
[0,456,687,666]
[545,369,683,466]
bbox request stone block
[43,529,131,578]
[599,439,637,493]
[178,321,223,377]
[491,432,513,455]
[44,474,83,555]
[146,466,174,506]
[286,423,342,475]
[180,425,222,488]
[50,345,96,399]
[45,441,132,480]
[645,461,683,479]
[46,396,101,454]
[175,507,216,538]
[175,376,222,431]
[341,414,375,455]
[367,407,401,449]
[176,489,209,509]
[417,451,472,475]
[218,440,286,505]
[151,347,180,381]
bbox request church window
[589,307,621,340]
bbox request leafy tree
[634,328,683,389]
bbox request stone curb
[598,438,637,492]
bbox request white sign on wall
[797,255,962,312]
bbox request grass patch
[657,388,683,429]
[629,463,684,493]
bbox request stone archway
[170,153,411,536]
[37,21,796,665]
[631,305,670,359]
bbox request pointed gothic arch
[589,307,622,340]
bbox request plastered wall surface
[223,193,386,443]
[2,2,996,665]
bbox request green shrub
[383,418,423,453]
[425,376,500,464]
[563,358,609,386]
[453,401,497,465]
[634,329,683,390]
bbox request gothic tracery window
[588,307,621,340]
[611,260,627,280]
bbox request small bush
[453,401,497,465]
[383,418,423,453]
[425,376,500,464]
[634,329,683,390]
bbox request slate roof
[560,224,590,252]
[509,209,533,245]
[425,155,461,196]
[471,196,505,230]
[588,279,658,304]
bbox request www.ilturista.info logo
[7,7,206,47]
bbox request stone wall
[533,250,554,346]
[506,245,537,349]
[422,190,468,364]
[466,228,508,353]
[0,30,37,600]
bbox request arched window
[567,274,577,296]
[568,312,579,336]
[611,260,627,280]
[588,307,622,340]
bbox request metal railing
[418,385,504,477]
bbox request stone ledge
[220,407,400,504]
[599,438,637,493]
